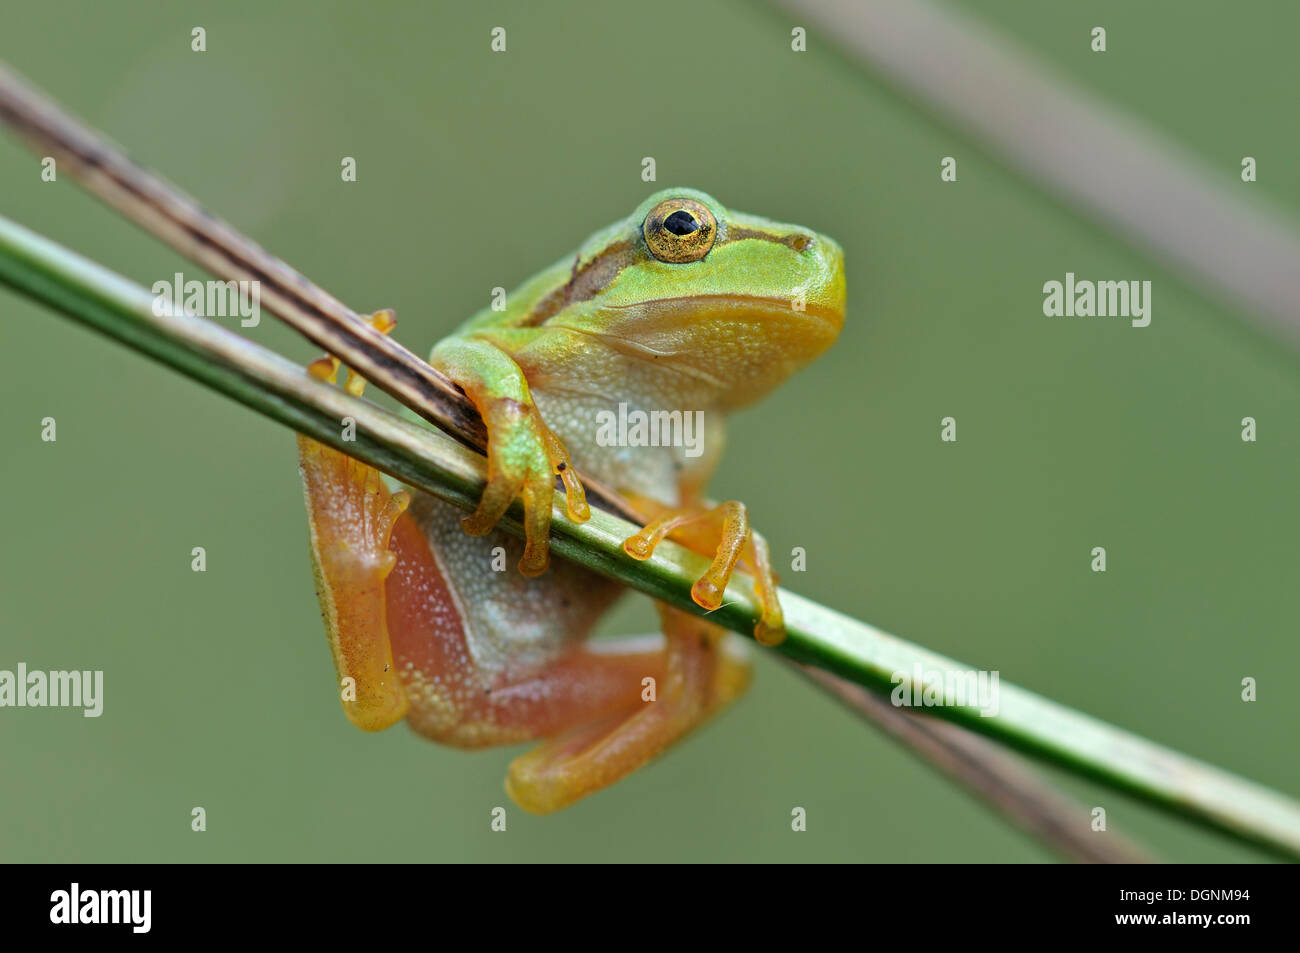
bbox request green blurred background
[1,0,1297,862]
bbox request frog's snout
[801,232,846,334]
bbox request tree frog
[296,188,845,814]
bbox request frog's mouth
[594,292,844,346]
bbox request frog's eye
[642,198,717,263]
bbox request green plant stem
[2,212,1299,859]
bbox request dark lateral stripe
[723,225,813,251]
[520,239,641,327]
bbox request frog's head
[521,188,845,409]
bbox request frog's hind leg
[298,309,412,731]
[505,605,751,815]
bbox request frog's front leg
[428,336,589,577]
[622,497,785,645]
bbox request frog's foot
[504,606,751,814]
[299,308,412,730]
[429,337,590,578]
[622,498,785,645]
[461,403,588,578]
[306,308,398,395]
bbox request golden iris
[642,198,716,263]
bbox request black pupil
[663,210,699,236]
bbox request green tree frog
[296,188,845,813]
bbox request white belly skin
[404,490,624,680]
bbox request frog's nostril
[791,234,813,252]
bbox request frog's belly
[400,489,623,681]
